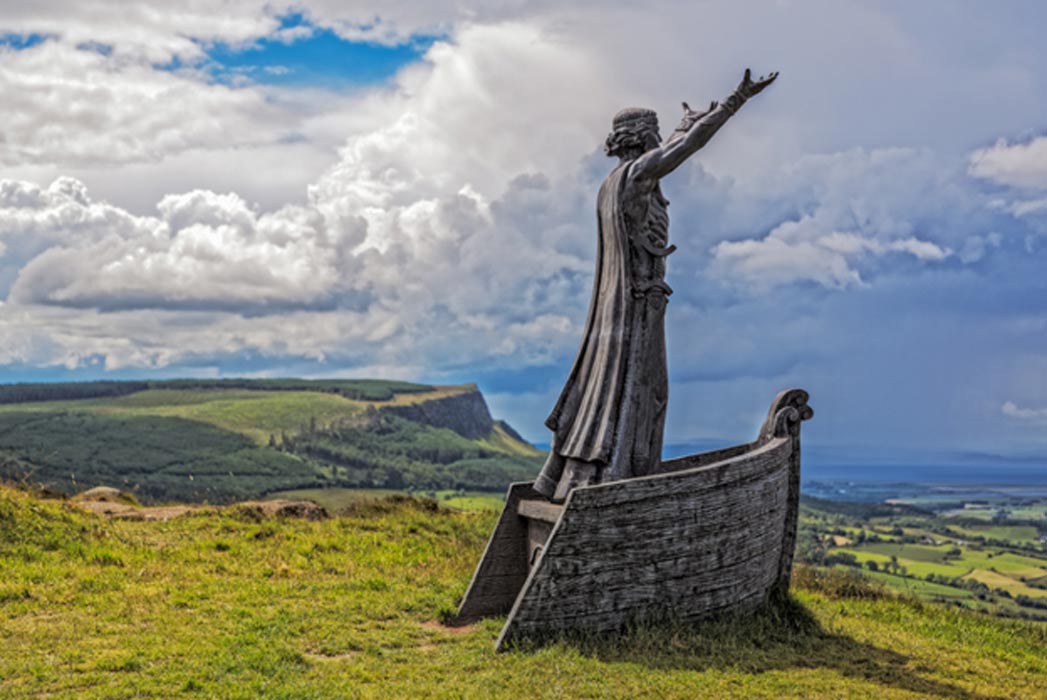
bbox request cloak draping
[535,161,669,496]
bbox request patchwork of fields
[800,497,1047,620]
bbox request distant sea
[533,441,1047,487]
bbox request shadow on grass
[513,588,1003,700]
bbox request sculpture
[453,70,813,650]
[534,69,779,502]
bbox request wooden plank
[495,436,801,649]
[653,440,756,474]
[517,499,564,524]
[452,482,535,625]
[565,439,790,511]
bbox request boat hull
[453,389,812,651]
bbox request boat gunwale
[563,434,792,506]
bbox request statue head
[605,107,660,158]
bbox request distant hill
[0,379,543,503]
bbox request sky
[1,0,1046,472]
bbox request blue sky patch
[204,13,436,89]
[0,33,51,50]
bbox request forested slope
[0,380,542,502]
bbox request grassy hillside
[0,378,437,404]
[1,483,1045,699]
[0,381,543,503]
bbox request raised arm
[631,69,778,182]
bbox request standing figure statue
[534,69,778,502]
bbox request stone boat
[452,389,813,650]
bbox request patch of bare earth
[420,620,476,636]
[71,487,327,521]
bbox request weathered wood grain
[517,499,564,524]
[452,482,538,625]
[652,440,756,474]
[526,519,553,568]
[456,390,811,649]
[497,436,798,648]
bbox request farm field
[800,493,1047,621]
[856,568,974,601]
[946,523,1044,544]
[3,482,1046,700]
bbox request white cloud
[706,148,966,291]
[1002,401,1047,423]
[970,137,1047,190]
[0,40,296,167]
[0,0,1044,415]
[713,231,866,291]
[3,182,352,312]
[989,198,1047,219]
[1,1,280,64]
[0,19,614,372]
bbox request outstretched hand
[737,68,778,98]
[681,100,718,122]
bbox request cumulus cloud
[0,39,298,167]
[7,186,353,313]
[3,0,1047,454]
[0,19,616,371]
[703,148,980,291]
[970,137,1047,190]
[1,1,280,64]
[0,16,1029,373]
[1,0,551,57]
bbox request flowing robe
[535,159,672,496]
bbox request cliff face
[379,388,495,439]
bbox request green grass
[0,384,506,450]
[801,495,1047,621]
[963,569,1047,599]
[434,490,506,512]
[3,483,1047,699]
[834,543,1047,600]
[475,422,544,457]
[837,549,966,579]
[858,543,951,563]
[0,388,427,445]
[958,550,1047,579]
[267,488,506,514]
[0,378,437,404]
[0,385,544,502]
[264,488,404,513]
[119,390,368,445]
[1008,507,1047,521]
[856,568,975,601]
[947,523,1044,544]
